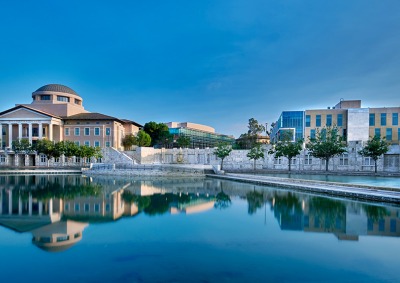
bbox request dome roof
[35,84,78,96]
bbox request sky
[0,0,399,138]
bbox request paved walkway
[207,173,400,204]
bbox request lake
[0,174,399,283]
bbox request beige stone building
[0,84,142,150]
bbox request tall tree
[136,130,152,147]
[247,144,265,170]
[176,135,191,148]
[269,138,303,171]
[237,118,267,149]
[358,135,389,173]
[122,134,138,150]
[143,121,170,147]
[214,143,232,170]
[306,126,347,171]
[12,139,32,153]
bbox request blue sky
[0,0,399,137]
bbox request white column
[28,123,33,144]
[18,195,22,215]
[0,189,2,215]
[38,201,43,216]
[38,123,43,139]
[8,124,12,147]
[18,123,22,140]
[8,189,12,215]
[0,123,3,148]
[49,198,53,216]
[49,123,53,141]
[28,193,32,216]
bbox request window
[386,128,392,141]
[84,141,90,146]
[75,99,82,105]
[364,157,373,166]
[57,96,70,102]
[74,128,80,136]
[339,153,349,166]
[40,155,46,163]
[274,157,282,165]
[94,127,100,136]
[337,114,343,127]
[316,115,321,127]
[76,157,81,163]
[84,204,90,212]
[94,141,100,147]
[84,128,90,136]
[65,128,70,136]
[106,204,111,212]
[74,141,80,146]
[326,114,332,126]
[105,141,111,147]
[393,113,398,126]
[0,155,5,163]
[54,157,60,163]
[106,128,111,136]
[75,204,80,212]
[310,129,316,139]
[381,113,386,126]
[94,204,100,212]
[375,128,381,138]
[64,203,70,211]
[290,158,297,165]
[304,154,312,165]
[305,115,311,127]
[40,95,51,100]
[369,113,375,126]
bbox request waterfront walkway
[208,173,400,204]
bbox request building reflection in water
[0,175,399,252]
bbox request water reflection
[0,175,399,253]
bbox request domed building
[0,84,141,164]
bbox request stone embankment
[208,173,400,204]
[83,164,214,177]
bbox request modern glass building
[166,122,235,149]
[271,111,305,143]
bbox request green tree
[176,135,191,148]
[306,126,347,171]
[64,141,80,161]
[143,121,170,147]
[358,135,389,173]
[136,130,152,147]
[247,144,265,170]
[214,143,232,170]
[12,138,32,153]
[122,134,138,150]
[33,139,56,166]
[269,138,303,171]
[237,118,267,149]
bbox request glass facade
[369,113,375,126]
[393,113,398,126]
[386,128,392,141]
[337,114,343,127]
[326,115,332,126]
[271,111,304,142]
[169,128,235,149]
[316,115,321,127]
[381,113,387,126]
[305,115,310,127]
[375,128,381,137]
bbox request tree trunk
[288,158,291,171]
[325,158,329,171]
[221,158,224,170]
[253,159,256,171]
[374,159,378,173]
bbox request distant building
[0,84,142,150]
[165,122,235,149]
[271,99,400,144]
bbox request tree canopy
[269,137,303,171]
[358,135,389,173]
[306,126,347,171]
[247,144,265,170]
[143,121,171,147]
[214,143,232,170]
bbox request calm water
[0,175,399,283]
[262,173,400,188]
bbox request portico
[0,106,63,148]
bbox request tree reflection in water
[246,190,264,215]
